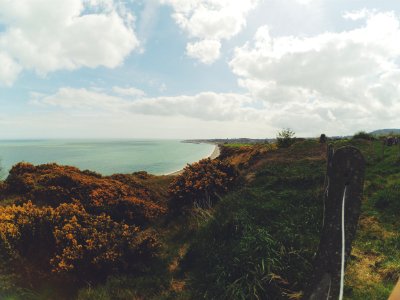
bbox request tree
[276,128,296,148]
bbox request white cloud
[0,52,21,86]
[294,0,315,5]
[24,86,275,139]
[161,0,259,64]
[32,87,130,112]
[343,8,373,21]
[112,86,146,98]
[229,10,400,134]
[186,39,221,64]
[128,92,260,121]
[0,0,139,85]
[32,87,262,122]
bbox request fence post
[322,144,334,227]
[304,146,365,300]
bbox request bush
[5,163,166,226]
[276,128,296,148]
[0,201,160,283]
[168,158,237,211]
[319,133,327,143]
[353,131,375,140]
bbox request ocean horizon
[0,139,215,177]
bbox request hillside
[0,137,399,299]
[370,129,400,136]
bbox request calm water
[0,140,215,176]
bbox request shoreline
[165,144,220,176]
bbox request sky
[1,0,400,139]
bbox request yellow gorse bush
[168,158,237,210]
[5,163,167,226]
[0,201,160,281]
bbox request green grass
[183,144,326,299]
[183,139,400,299]
[325,139,400,299]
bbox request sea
[0,140,215,177]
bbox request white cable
[322,177,330,227]
[326,277,332,300]
[339,186,347,300]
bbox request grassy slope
[176,139,400,299]
[181,140,326,299]
[1,139,399,299]
[342,139,400,299]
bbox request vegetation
[168,158,237,211]
[276,128,296,148]
[0,135,399,299]
[183,140,325,299]
[5,163,167,226]
[0,201,159,281]
[0,162,173,299]
[353,131,376,140]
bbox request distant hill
[370,129,400,135]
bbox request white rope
[326,277,332,300]
[339,186,347,300]
[322,177,330,227]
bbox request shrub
[353,131,375,140]
[168,158,237,211]
[319,133,327,143]
[5,163,166,226]
[276,128,296,148]
[0,201,160,283]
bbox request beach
[166,144,220,176]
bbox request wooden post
[304,146,365,300]
[322,144,334,227]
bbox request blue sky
[1,0,400,139]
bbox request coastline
[165,144,220,176]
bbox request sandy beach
[166,144,220,176]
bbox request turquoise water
[0,140,215,176]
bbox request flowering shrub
[168,158,237,210]
[5,163,166,226]
[0,201,160,282]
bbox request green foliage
[276,128,296,148]
[77,274,170,300]
[223,143,256,148]
[319,133,327,143]
[184,151,325,299]
[353,131,375,140]
[372,185,400,212]
[185,211,284,299]
[323,139,400,299]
